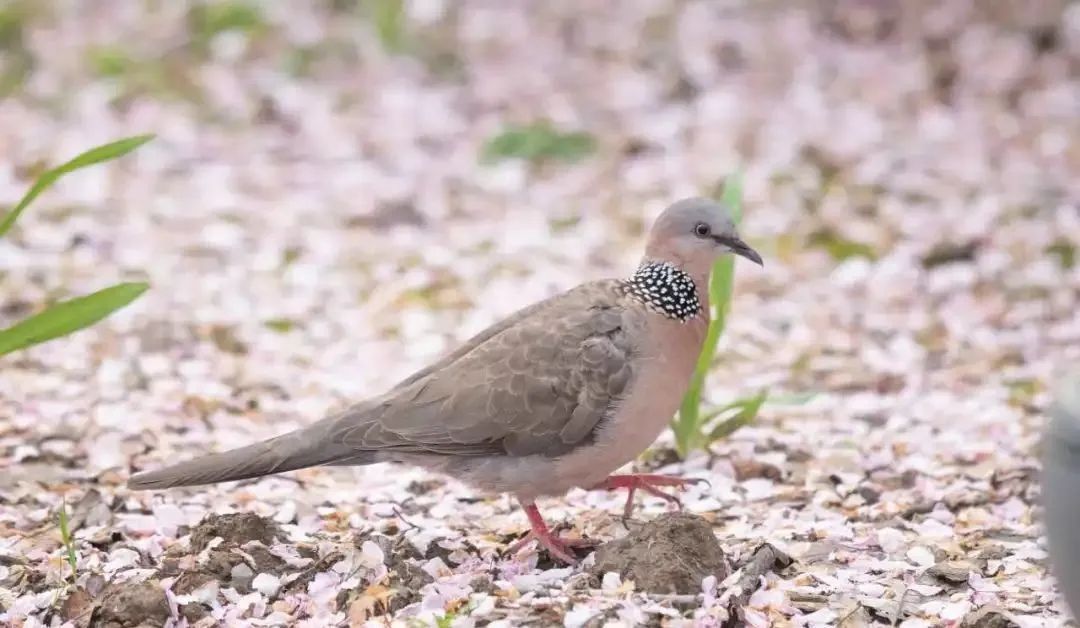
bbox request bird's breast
[550,313,707,491]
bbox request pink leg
[591,474,709,518]
[506,502,590,565]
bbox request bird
[129,197,763,564]
[1041,369,1080,614]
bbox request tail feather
[128,420,364,490]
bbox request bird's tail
[128,418,365,490]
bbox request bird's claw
[511,503,595,565]
[505,530,593,565]
[592,473,710,519]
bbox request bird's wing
[333,280,639,458]
[387,294,559,392]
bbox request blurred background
[2,0,1079,625]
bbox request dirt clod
[365,533,433,612]
[589,513,730,594]
[89,581,170,628]
[733,458,783,481]
[962,607,1019,628]
[189,512,283,552]
[163,512,292,606]
[61,588,95,628]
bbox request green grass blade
[481,122,595,165]
[364,0,407,53]
[705,390,768,441]
[764,392,817,406]
[708,170,743,332]
[0,134,154,239]
[0,282,149,356]
[58,498,77,577]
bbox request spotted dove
[129,197,763,563]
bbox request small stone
[208,324,248,355]
[601,572,622,593]
[906,546,936,567]
[856,485,881,504]
[180,602,210,624]
[231,562,254,584]
[251,572,281,596]
[272,501,297,524]
[469,574,494,594]
[732,458,783,481]
[928,561,972,584]
[877,528,906,554]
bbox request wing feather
[335,280,638,458]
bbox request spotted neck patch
[624,261,702,322]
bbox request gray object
[128,197,763,563]
[1041,369,1080,616]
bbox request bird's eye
[694,223,711,237]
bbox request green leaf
[1046,238,1076,270]
[188,1,264,51]
[704,390,768,441]
[0,282,149,356]
[481,122,595,165]
[88,45,134,78]
[807,228,877,261]
[0,134,154,239]
[0,2,33,98]
[264,318,297,333]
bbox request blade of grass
[672,172,744,457]
[0,134,154,239]
[704,389,768,441]
[364,0,407,53]
[58,498,77,578]
[764,392,818,405]
[0,282,149,356]
[481,122,595,165]
[699,391,762,423]
[708,171,744,336]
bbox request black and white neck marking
[625,261,702,322]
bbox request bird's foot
[591,473,709,519]
[505,530,596,564]
[508,502,594,565]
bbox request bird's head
[644,197,763,278]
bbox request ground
[1,1,1079,626]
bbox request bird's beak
[717,235,764,266]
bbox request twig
[722,543,793,627]
[837,604,866,626]
[581,590,702,604]
[392,506,421,531]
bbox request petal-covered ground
[2,1,1078,626]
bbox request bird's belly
[428,317,705,502]
[548,351,697,494]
